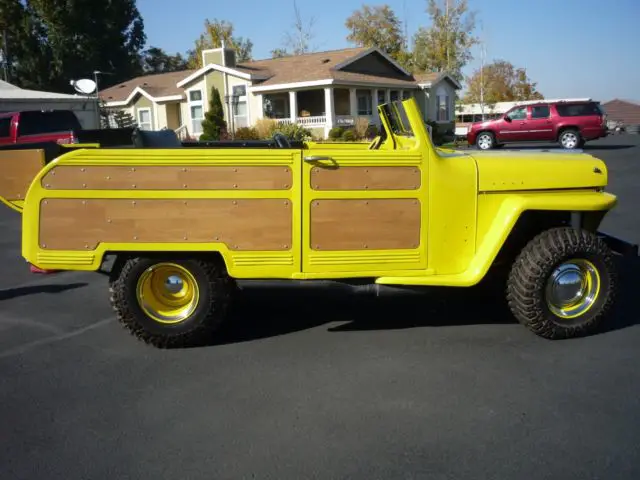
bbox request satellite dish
[71,78,97,95]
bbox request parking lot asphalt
[1,136,639,480]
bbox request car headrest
[132,128,182,148]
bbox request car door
[526,104,554,141]
[497,106,529,142]
[300,145,428,278]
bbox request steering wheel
[273,133,291,148]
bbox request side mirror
[504,115,512,122]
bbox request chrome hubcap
[545,259,600,319]
[478,134,492,149]
[562,132,578,148]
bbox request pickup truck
[0,98,636,348]
[0,110,84,146]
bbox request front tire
[506,227,617,339]
[109,256,235,348]
[476,132,495,150]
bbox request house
[602,99,640,126]
[99,46,461,139]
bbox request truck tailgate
[0,148,45,212]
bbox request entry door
[498,106,529,142]
[300,147,428,277]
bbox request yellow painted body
[15,98,616,287]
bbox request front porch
[259,87,414,136]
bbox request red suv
[0,110,82,146]
[467,100,608,150]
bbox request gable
[339,51,409,80]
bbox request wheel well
[105,251,227,281]
[492,209,606,270]
[557,125,581,138]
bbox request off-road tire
[476,131,495,150]
[109,256,235,348]
[558,129,582,149]
[506,227,617,339]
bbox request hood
[469,149,608,193]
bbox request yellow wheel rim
[136,263,200,324]
[545,259,601,319]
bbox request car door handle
[304,156,332,162]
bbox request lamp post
[224,93,239,140]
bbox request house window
[390,91,399,102]
[356,89,372,115]
[187,88,204,135]
[189,90,203,102]
[137,108,152,130]
[232,83,248,129]
[377,90,386,105]
[190,105,204,134]
[435,86,450,122]
[402,91,412,100]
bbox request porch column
[349,88,358,117]
[255,94,264,120]
[372,89,379,125]
[289,91,297,123]
[385,90,391,104]
[324,87,335,138]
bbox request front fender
[376,191,617,287]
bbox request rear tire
[109,256,235,348]
[476,132,495,150]
[506,227,617,339]
[559,129,582,149]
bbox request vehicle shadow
[210,282,516,347]
[208,255,639,346]
[0,282,88,301]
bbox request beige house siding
[132,95,154,129]
[155,104,168,129]
[165,103,181,130]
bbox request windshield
[381,100,414,137]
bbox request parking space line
[0,317,114,360]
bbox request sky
[136,0,640,102]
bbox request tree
[0,0,54,89]
[141,47,188,73]
[270,48,289,59]
[271,1,316,57]
[200,86,227,141]
[345,5,407,64]
[187,19,252,68]
[412,0,478,84]
[26,0,146,90]
[462,60,544,104]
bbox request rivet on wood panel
[85,244,90,249]
[132,201,136,206]
[234,245,239,250]
[234,168,238,173]
[365,201,369,205]
[50,171,55,176]
[82,183,87,188]
[284,200,289,206]
[215,236,220,241]
[43,200,48,204]
[233,201,238,205]
[365,169,369,173]
[41,244,46,248]
[107,219,112,223]
[45,184,50,188]
[183,201,188,205]
[133,236,138,240]
[183,236,188,240]
[283,244,289,249]
[183,184,188,188]
[106,176,111,180]
[182,168,187,172]
[364,244,368,249]
[80,168,85,172]
[132,184,137,188]
[233,184,238,188]
[284,184,289,188]
[413,200,418,205]
[131,167,136,172]
[315,245,321,249]
[81,200,86,205]
[364,185,368,189]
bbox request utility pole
[1,27,9,83]
[480,40,485,121]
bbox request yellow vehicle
[0,98,637,348]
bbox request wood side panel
[310,199,421,250]
[39,198,292,251]
[310,166,420,190]
[0,149,44,200]
[41,165,292,190]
